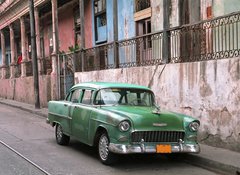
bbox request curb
[184,154,240,175]
[0,100,47,118]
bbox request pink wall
[85,1,93,48]
[58,7,75,52]
[42,21,51,58]
[0,75,51,107]
[42,6,75,58]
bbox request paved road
[0,104,220,175]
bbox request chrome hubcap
[99,135,109,161]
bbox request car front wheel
[98,133,117,165]
[55,124,70,145]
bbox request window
[71,89,82,103]
[136,18,152,62]
[81,90,93,105]
[135,0,150,12]
[94,0,107,43]
[137,18,152,49]
[94,88,155,106]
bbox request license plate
[156,144,172,153]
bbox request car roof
[71,82,151,91]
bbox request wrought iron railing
[83,42,115,71]
[118,32,163,68]
[81,11,240,72]
[16,64,21,78]
[169,11,240,63]
[3,11,239,78]
[26,60,33,77]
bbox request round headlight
[189,121,200,132]
[119,121,130,132]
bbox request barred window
[135,0,151,12]
[94,0,107,43]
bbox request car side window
[71,89,82,103]
[81,90,93,105]
[65,92,72,101]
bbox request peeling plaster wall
[151,0,163,32]
[118,0,135,40]
[213,0,240,17]
[201,0,213,20]
[0,75,51,107]
[75,57,240,152]
[85,0,93,48]
[58,7,75,52]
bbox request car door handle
[64,104,68,107]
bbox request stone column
[20,17,27,77]
[9,24,16,78]
[35,8,43,75]
[0,30,7,79]
[51,0,60,100]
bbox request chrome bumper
[109,142,200,154]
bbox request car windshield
[94,88,155,106]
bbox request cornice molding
[0,0,47,30]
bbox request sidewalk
[0,98,239,175]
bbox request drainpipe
[79,0,85,72]
[113,0,119,68]
[29,0,40,109]
[162,0,170,63]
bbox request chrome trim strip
[48,112,72,120]
[90,118,117,127]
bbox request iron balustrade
[81,11,240,72]
[118,32,163,68]
[2,11,239,78]
[83,42,115,71]
[169,11,240,63]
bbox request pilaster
[9,24,17,78]
[35,7,43,75]
[0,30,7,79]
[20,17,27,77]
[51,0,59,100]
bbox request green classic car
[47,82,200,164]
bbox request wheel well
[52,122,56,127]
[94,126,107,147]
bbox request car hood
[100,106,186,131]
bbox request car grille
[131,131,185,143]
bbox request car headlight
[119,121,130,132]
[189,121,200,132]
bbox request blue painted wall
[118,0,136,64]
[91,0,136,65]
[118,0,135,40]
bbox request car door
[70,88,94,144]
[53,91,75,135]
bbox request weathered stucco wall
[0,75,51,107]
[75,57,240,152]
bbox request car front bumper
[109,142,200,154]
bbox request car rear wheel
[55,124,70,145]
[98,133,117,165]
